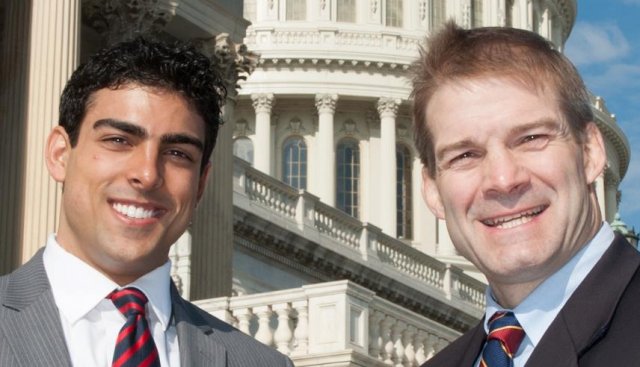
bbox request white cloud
[585,63,640,98]
[621,0,640,5]
[565,22,630,65]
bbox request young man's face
[421,77,606,300]
[46,83,210,285]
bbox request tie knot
[108,287,148,317]
[487,311,525,356]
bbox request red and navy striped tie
[108,287,161,367]
[480,311,525,367]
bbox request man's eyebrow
[161,134,204,152]
[436,139,476,162]
[93,119,147,138]
[508,118,562,136]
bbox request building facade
[0,0,632,366]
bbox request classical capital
[377,97,400,119]
[251,93,275,114]
[82,0,176,45]
[315,94,338,114]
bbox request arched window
[282,136,307,189]
[396,145,413,239]
[336,139,360,217]
[386,0,403,28]
[233,137,254,164]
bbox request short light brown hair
[411,21,593,177]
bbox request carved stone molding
[234,118,253,136]
[251,93,275,114]
[194,33,260,96]
[82,0,176,45]
[315,94,338,114]
[377,97,400,119]
[340,119,359,137]
[287,117,306,134]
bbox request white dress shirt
[43,234,180,367]
[476,222,615,367]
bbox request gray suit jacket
[421,234,640,367]
[0,249,294,367]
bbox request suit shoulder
[180,300,293,366]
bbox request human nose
[127,148,164,191]
[481,149,529,198]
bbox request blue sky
[564,1,640,231]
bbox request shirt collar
[484,222,615,347]
[43,234,173,330]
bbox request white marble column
[377,97,400,237]
[0,0,31,274]
[251,93,275,175]
[315,94,338,206]
[21,0,80,262]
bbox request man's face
[421,77,605,296]
[46,84,210,285]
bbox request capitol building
[0,0,633,365]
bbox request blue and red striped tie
[480,311,525,367]
[108,287,161,367]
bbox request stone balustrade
[195,280,459,365]
[232,157,486,312]
[245,26,423,66]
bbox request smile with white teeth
[482,206,545,229]
[112,202,157,219]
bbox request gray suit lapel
[172,284,227,367]
[1,249,71,367]
[525,235,640,367]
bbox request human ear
[582,122,607,185]
[421,167,445,219]
[45,126,71,183]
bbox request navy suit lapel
[525,235,640,367]
[171,284,227,367]
[1,249,72,367]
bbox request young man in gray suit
[413,22,640,366]
[0,38,293,367]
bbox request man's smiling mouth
[481,205,547,229]
[112,202,161,220]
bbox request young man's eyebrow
[93,119,147,138]
[93,118,204,151]
[161,134,204,152]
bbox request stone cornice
[590,94,630,181]
[553,0,577,42]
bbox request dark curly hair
[59,37,227,173]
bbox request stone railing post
[414,330,428,365]
[403,326,417,367]
[360,223,381,261]
[296,190,319,231]
[254,305,274,346]
[292,300,309,355]
[392,320,406,367]
[273,302,294,354]
[233,307,253,335]
[381,315,396,364]
[368,310,385,360]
